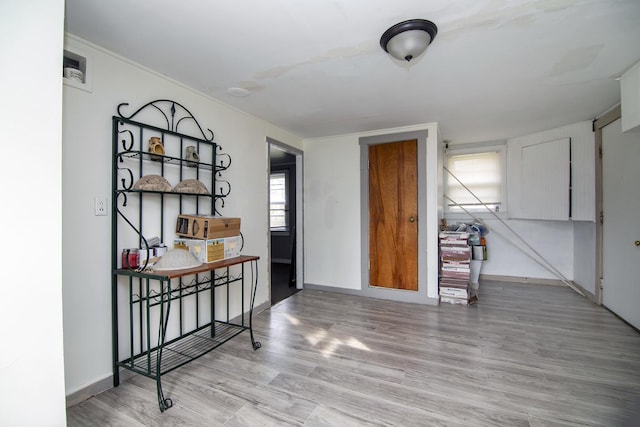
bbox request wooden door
[602,118,640,329]
[369,140,418,290]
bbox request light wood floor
[67,281,640,426]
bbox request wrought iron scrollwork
[118,127,135,151]
[216,180,232,197]
[214,196,226,215]
[216,151,232,173]
[115,125,135,192]
[116,99,214,142]
[113,99,231,216]
[214,148,232,213]
[118,169,134,192]
[156,282,173,412]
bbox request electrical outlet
[94,197,107,216]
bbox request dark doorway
[269,144,300,305]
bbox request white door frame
[359,130,430,303]
[267,137,304,291]
[593,105,621,306]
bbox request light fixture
[380,19,438,62]
[227,87,250,97]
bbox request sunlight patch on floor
[317,336,371,358]
[305,329,327,346]
[284,313,300,325]
[346,337,370,351]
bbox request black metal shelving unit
[111,100,261,412]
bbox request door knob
[635,240,640,247]
[409,216,415,223]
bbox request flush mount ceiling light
[380,19,438,62]
[227,87,250,97]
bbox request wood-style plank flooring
[67,281,640,426]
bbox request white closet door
[602,118,640,329]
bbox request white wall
[303,124,441,301]
[303,134,362,289]
[62,35,302,396]
[574,221,596,294]
[479,218,574,280]
[445,121,597,289]
[0,1,67,426]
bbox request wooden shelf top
[114,255,259,280]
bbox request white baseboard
[66,369,135,407]
[480,274,596,302]
[304,282,440,306]
[479,273,566,286]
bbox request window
[270,171,288,231]
[445,146,504,213]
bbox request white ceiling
[64,0,640,143]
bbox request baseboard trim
[569,281,597,304]
[253,300,270,314]
[66,301,272,407]
[66,369,135,408]
[303,283,439,306]
[480,274,597,302]
[480,274,567,286]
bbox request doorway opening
[268,138,303,305]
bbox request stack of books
[439,231,477,305]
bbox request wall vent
[63,43,92,92]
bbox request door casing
[360,130,429,303]
[594,105,620,305]
[267,137,304,295]
[596,109,640,330]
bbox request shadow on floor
[271,262,300,306]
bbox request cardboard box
[174,238,224,263]
[175,215,240,239]
[174,235,242,264]
[221,235,242,259]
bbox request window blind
[446,151,501,210]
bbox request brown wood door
[369,140,418,291]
